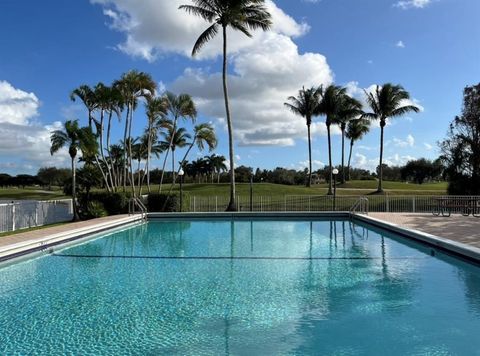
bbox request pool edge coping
[0,214,145,264]
[353,213,480,263]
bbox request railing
[0,199,73,233]
[186,195,480,214]
[128,197,148,219]
[349,197,369,215]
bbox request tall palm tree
[332,94,363,184]
[284,86,322,187]
[70,85,96,128]
[160,126,191,185]
[180,0,272,211]
[345,118,370,180]
[145,97,168,192]
[363,84,420,192]
[179,123,217,175]
[317,85,347,194]
[157,92,197,191]
[113,70,156,195]
[50,120,97,221]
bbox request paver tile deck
[370,213,480,249]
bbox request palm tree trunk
[327,120,333,195]
[307,122,312,187]
[128,108,136,197]
[71,156,80,221]
[146,121,153,193]
[171,148,176,186]
[222,25,236,211]
[347,140,354,181]
[158,117,178,193]
[96,109,112,193]
[123,104,130,192]
[377,122,385,193]
[106,111,116,191]
[341,127,346,184]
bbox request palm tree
[317,85,347,194]
[345,118,370,180]
[284,86,322,187]
[332,94,363,184]
[50,120,97,221]
[363,84,420,192]
[208,154,227,183]
[70,85,96,128]
[160,126,191,185]
[113,70,156,195]
[180,0,272,211]
[157,92,197,191]
[179,123,217,177]
[145,97,168,192]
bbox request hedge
[81,192,130,215]
[147,193,189,212]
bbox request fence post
[386,195,390,213]
[284,196,287,212]
[412,196,416,213]
[193,196,196,212]
[215,196,218,212]
[260,196,263,212]
[11,204,16,231]
[35,202,38,227]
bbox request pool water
[1,219,480,355]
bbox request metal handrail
[349,197,369,215]
[129,197,148,220]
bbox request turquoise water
[1,219,480,355]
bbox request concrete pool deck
[368,213,480,249]
[0,214,144,262]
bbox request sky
[0,0,479,175]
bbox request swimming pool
[1,218,479,355]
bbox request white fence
[0,199,73,233]
[188,195,480,214]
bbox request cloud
[298,159,325,171]
[170,31,334,146]
[353,153,416,172]
[394,0,433,9]
[393,134,415,148]
[0,81,69,173]
[396,40,405,48]
[0,81,40,125]
[424,143,433,150]
[91,0,309,61]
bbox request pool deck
[368,213,480,249]
[0,214,144,262]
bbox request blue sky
[0,0,479,175]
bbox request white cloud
[93,0,334,146]
[423,143,433,150]
[393,134,415,148]
[170,32,334,146]
[394,0,433,9]
[298,159,325,171]
[396,40,405,48]
[0,81,40,125]
[0,81,69,173]
[91,0,309,61]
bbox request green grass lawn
[153,180,448,197]
[0,187,68,201]
[1,181,448,201]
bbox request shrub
[85,201,108,218]
[80,192,130,215]
[147,193,188,212]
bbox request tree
[363,84,420,192]
[179,123,217,178]
[37,167,71,190]
[208,154,227,183]
[345,118,370,180]
[160,126,191,185]
[113,70,156,195]
[440,83,480,194]
[180,0,272,211]
[316,85,348,194]
[70,85,96,128]
[50,120,97,221]
[157,92,197,191]
[332,94,363,184]
[145,96,167,192]
[284,86,322,187]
